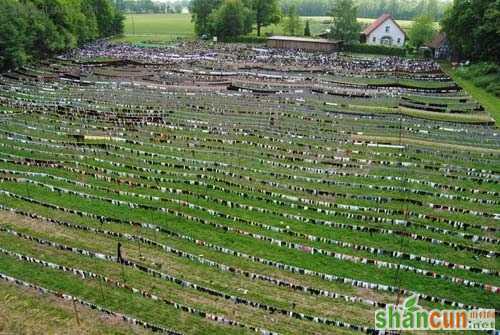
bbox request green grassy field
[117,13,195,44]
[117,14,421,44]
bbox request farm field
[117,14,426,44]
[0,41,498,334]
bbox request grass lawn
[116,13,195,44]
[440,62,500,126]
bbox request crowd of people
[65,40,443,75]
[56,40,457,103]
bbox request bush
[223,36,268,43]
[456,63,500,97]
[486,82,500,97]
[344,44,406,57]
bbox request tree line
[281,0,448,20]
[116,0,190,14]
[0,0,124,71]
[120,0,448,20]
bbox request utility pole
[72,297,81,327]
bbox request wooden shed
[425,32,451,60]
[267,36,342,52]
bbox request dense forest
[0,0,123,71]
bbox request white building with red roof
[360,13,406,47]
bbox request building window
[372,37,376,42]
[397,38,401,44]
[381,36,393,46]
[385,26,390,32]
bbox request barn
[426,32,451,59]
[267,36,342,52]
[360,13,406,48]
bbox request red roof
[362,13,406,37]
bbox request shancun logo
[375,295,495,331]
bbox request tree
[329,0,361,42]
[304,20,311,36]
[0,0,29,70]
[28,2,68,57]
[111,9,125,35]
[190,0,223,36]
[251,0,281,36]
[388,0,398,16]
[425,0,439,20]
[173,3,184,13]
[282,4,303,36]
[208,0,253,39]
[116,0,125,11]
[442,0,500,62]
[91,0,125,37]
[0,0,123,71]
[408,15,436,49]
